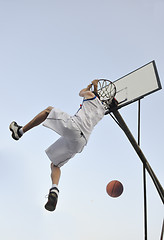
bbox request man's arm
[79,83,94,99]
[79,80,99,99]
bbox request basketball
[106,180,123,198]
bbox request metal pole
[160,219,164,240]
[111,109,164,204]
[143,166,148,240]
[138,100,147,240]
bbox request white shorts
[43,108,87,167]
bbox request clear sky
[0,0,163,239]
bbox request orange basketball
[106,180,123,197]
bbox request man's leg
[45,163,61,212]
[23,106,53,133]
[50,163,61,185]
[9,106,53,140]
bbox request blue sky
[0,0,163,239]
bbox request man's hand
[92,79,99,86]
[92,79,99,93]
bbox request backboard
[113,61,162,109]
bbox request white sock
[19,127,24,136]
[51,184,58,189]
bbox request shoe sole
[9,121,19,140]
[45,192,58,212]
[45,203,56,211]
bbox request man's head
[92,91,100,100]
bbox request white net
[97,79,116,110]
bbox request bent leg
[23,106,53,133]
[44,163,61,212]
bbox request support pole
[138,100,147,240]
[111,109,164,204]
[160,219,164,240]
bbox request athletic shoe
[9,121,22,140]
[45,187,59,212]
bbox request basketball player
[9,79,105,212]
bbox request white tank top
[72,96,105,141]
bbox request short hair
[92,91,100,100]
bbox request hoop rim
[92,79,116,110]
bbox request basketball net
[93,79,116,110]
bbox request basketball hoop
[94,79,116,110]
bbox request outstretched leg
[23,106,53,133]
[45,164,61,212]
[9,106,53,140]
